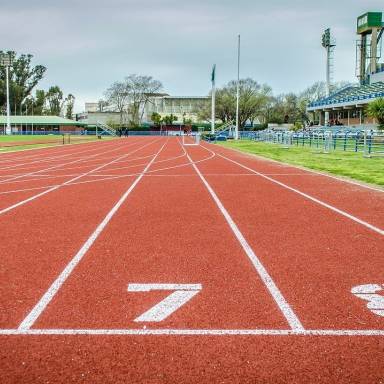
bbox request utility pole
[235,34,240,140]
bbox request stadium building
[308,12,384,127]
[0,116,87,134]
[77,95,208,126]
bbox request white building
[77,95,208,126]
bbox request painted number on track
[351,284,384,317]
[127,283,202,322]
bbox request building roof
[307,82,384,111]
[0,115,87,126]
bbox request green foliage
[0,51,46,114]
[65,94,75,119]
[151,112,162,126]
[45,86,63,116]
[162,114,177,125]
[367,98,384,130]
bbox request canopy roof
[0,115,87,126]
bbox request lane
[209,143,384,228]
[187,143,384,330]
[0,138,134,184]
[0,138,148,213]
[0,138,119,172]
[0,138,165,328]
[1,335,384,383]
[31,137,289,330]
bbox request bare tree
[104,81,130,127]
[124,74,163,126]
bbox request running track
[0,137,383,383]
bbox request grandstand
[307,12,384,127]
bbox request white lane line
[183,149,304,331]
[18,140,167,330]
[0,139,137,184]
[216,153,384,236]
[1,328,384,336]
[0,151,214,196]
[0,139,120,172]
[0,139,159,216]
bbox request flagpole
[235,34,240,140]
[211,64,216,135]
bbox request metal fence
[239,130,384,157]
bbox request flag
[211,64,216,83]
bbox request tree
[0,51,46,114]
[367,98,384,130]
[98,99,108,112]
[162,114,177,125]
[105,74,163,127]
[151,112,162,126]
[125,74,163,126]
[104,81,130,127]
[65,94,75,119]
[46,86,64,116]
[199,78,271,128]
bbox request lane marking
[18,139,167,330]
[1,328,384,336]
[0,139,160,216]
[183,145,304,331]
[128,283,202,322]
[0,139,123,173]
[352,284,384,317]
[0,139,138,184]
[216,152,384,236]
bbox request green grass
[218,140,384,187]
[0,134,62,142]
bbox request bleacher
[308,82,384,108]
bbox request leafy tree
[162,114,177,125]
[199,78,271,128]
[0,51,46,113]
[65,94,75,119]
[367,98,384,130]
[151,112,162,126]
[46,85,64,116]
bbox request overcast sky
[1,0,383,112]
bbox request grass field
[0,135,61,142]
[218,140,384,187]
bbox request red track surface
[0,137,383,383]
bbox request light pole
[211,64,216,134]
[235,34,240,140]
[1,54,13,135]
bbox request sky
[1,0,383,112]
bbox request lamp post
[0,54,13,135]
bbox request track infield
[0,137,383,383]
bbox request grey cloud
[0,0,382,111]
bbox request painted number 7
[127,283,202,322]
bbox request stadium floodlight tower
[0,53,14,135]
[321,28,336,126]
[356,12,384,85]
